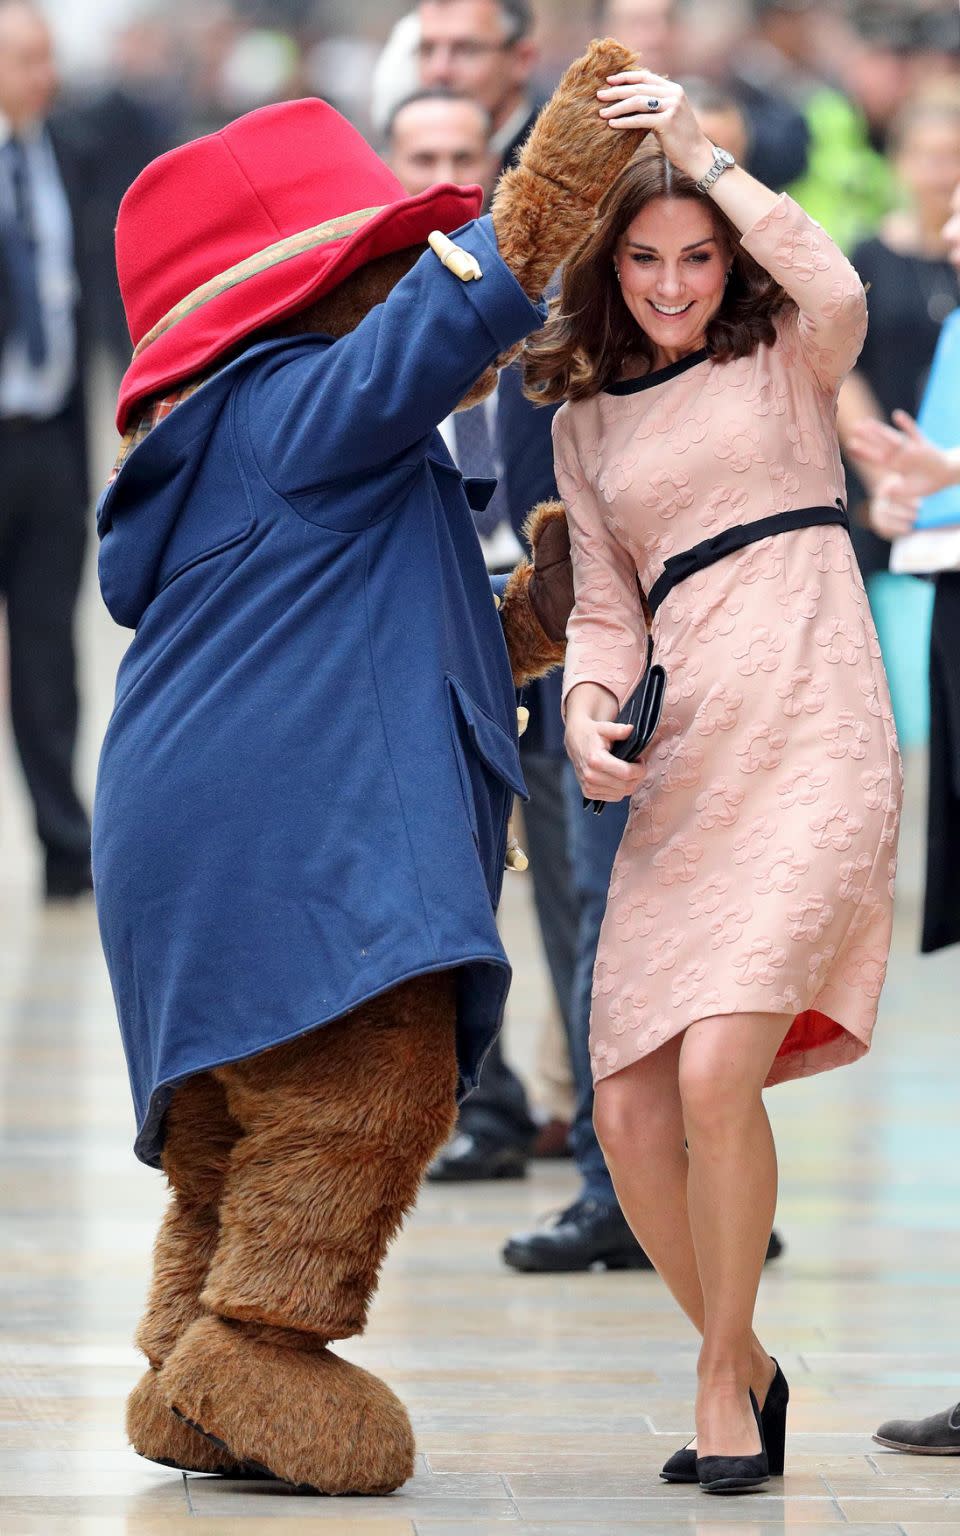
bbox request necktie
[453,399,510,538]
[2,136,47,366]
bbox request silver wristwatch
[695,145,736,194]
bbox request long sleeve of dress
[554,409,647,715]
[740,193,867,395]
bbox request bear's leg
[157,971,459,1494]
[128,1071,248,1475]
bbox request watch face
[718,148,735,168]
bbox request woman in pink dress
[525,69,901,1494]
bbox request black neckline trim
[605,347,710,395]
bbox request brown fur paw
[127,1366,244,1475]
[499,561,567,686]
[454,363,499,412]
[159,1315,416,1495]
[520,39,644,206]
[491,40,644,299]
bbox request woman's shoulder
[553,393,601,439]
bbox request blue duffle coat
[93,216,545,1166]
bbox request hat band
[132,204,387,360]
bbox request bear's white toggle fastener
[505,832,528,872]
[428,231,483,281]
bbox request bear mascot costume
[93,39,643,1495]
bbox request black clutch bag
[584,657,666,816]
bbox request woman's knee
[593,1065,676,1166]
[677,1022,767,1139]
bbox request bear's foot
[127,1366,248,1476]
[158,1314,416,1494]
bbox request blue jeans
[563,762,630,1205]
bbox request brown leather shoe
[531,1118,571,1159]
[874,1403,960,1454]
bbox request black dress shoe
[661,1349,789,1483]
[427,1132,528,1182]
[697,1388,770,1495]
[502,1196,653,1272]
[875,1402,960,1454]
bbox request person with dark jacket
[412,4,571,1182]
[0,0,92,898]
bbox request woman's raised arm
[600,69,866,392]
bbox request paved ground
[1,419,960,1532]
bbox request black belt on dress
[646,500,849,617]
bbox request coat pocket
[446,674,526,897]
[426,451,499,514]
[156,518,256,595]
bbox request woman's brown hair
[523,150,792,404]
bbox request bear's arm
[244,216,544,494]
[490,39,645,319]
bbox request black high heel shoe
[660,1359,789,1483]
[696,1388,769,1495]
[760,1358,789,1476]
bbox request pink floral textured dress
[555,194,902,1088]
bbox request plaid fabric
[109,371,215,484]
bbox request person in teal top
[849,181,960,1459]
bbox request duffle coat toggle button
[428,230,483,281]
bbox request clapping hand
[849,410,959,502]
[868,475,920,541]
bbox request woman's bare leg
[593,1035,775,1439]
[678,1011,791,1458]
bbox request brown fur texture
[145,972,457,1492]
[282,247,423,339]
[490,39,644,308]
[200,972,458,1340]
[500,500,572,685]
[127,1072,246,1472]
[135,1072,240,1367]
[127,1366,241,1474]
[160,1315,415,1494]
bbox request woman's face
[615,196,729,363]
[896,114,960,220]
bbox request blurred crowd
[1,0,958,1267]
[44,0,960,372]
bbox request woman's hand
[868,472,920,540]
[848,410,960,502]
[598,69,715,182]
[565,683,647,803]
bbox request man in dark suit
[0,0,92,898]
[416,0,541,172]
[386,75,633,1226]
[70,16,180,377]
[386,82,565,1178]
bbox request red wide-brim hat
[115,99,482,433]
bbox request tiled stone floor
[2,516,960,1532]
